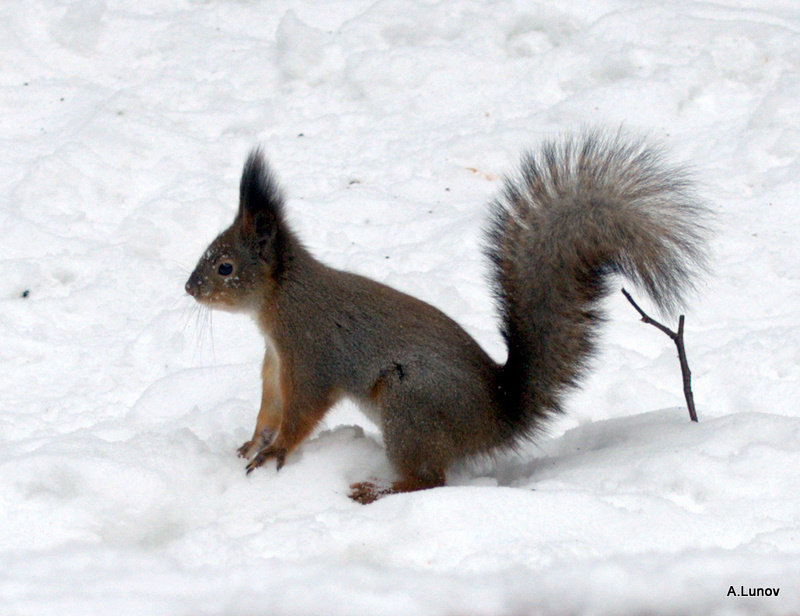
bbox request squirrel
[185,130,711,504]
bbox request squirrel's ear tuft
[238,149,291,267]
[239,149,285,223]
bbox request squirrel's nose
[185,277,197,297]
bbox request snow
[1,1,799,614]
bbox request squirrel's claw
[245,446,287,474]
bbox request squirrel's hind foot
[349,471,446,504]
[349,481,391,504]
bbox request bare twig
[621,288,698,422]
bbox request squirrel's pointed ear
[238,149,287,264]
[239,149,285,238]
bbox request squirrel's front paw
[238,429,278,460]
[245,446,287,474]
[237,440,256,459]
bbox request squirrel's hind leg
[350,378,450,503]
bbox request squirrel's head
[185,150,291,312]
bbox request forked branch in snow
[621,288,698,422]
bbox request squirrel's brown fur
[186,130,711,503]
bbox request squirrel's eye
[218,262,234,276]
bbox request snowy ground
[2,1,800,614]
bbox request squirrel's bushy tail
[485,130,711,442]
